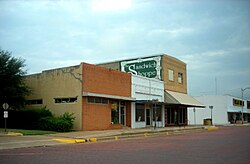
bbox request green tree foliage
[0,49,30,110]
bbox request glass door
[120,101,126,126]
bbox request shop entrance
[146,108,151,125]
[120,102,126,126]
[165,106,187,126]
[111,100,126,126]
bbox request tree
[0,49,30,110]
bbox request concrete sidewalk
[0,126,209,150]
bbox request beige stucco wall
[162,55,187,93]
[25,65,83,130]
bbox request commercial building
[98,54,204,127]
[25,54,204,131]
[188,95,250,125]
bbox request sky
[0,0,250,100]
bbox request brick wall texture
[81,63,132,130]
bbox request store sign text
[233,98,244,107]
[121,57,161,79]
[124,60,157,78]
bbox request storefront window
[153,105,162,121]
[87,97,108,104]
[168,69,174,81]
[136,104,145,122]
[111,100,119,124]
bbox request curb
[53,138,86,143]
[207,127,219,130]
[53,127,212,145]
[74,127,207,143]
[0,132,23,137]
[53,137,98,144]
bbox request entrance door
[120,101,126,126]
[146,109,151,125]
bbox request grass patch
[0,128,57,135]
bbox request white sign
[3,103,9,110]
[4,111,8,118]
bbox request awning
[83,92,136,101]
[164,90,205,108]
[136,100,164,104]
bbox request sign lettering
[233,98,244,107]
[121,57,161,79]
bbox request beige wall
[162,55,187,93]
[25,65,83,130]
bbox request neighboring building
[188,95,250,125]
[98,54,204,126]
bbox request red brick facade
[81,63,132,130]
[82,63,131,97]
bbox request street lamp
[209,106,213,126]
[193,107,196,125]
[152,99,159,129]
[241,87,250,124]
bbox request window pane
[168,69,174,81]
[136,104,145,122]
[87,97,95,103]
[95,98,102,103]
[153,105,162,121]
[102,98,108,104]
[178,72,183,84]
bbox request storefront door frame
[119,101,126,126]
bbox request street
[0,126,250,164]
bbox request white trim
[82,92,136,101]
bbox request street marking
[89,138,97,142]
[53,139,86,143]
[207,127,219,131]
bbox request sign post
[209,106,213,126]
[3,103,9,132]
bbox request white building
[131,74,165,128]
[188,95,250,125]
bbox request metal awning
[164,90,205,108]
[83,92,136,101]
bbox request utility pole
[241,87,250,124]
[209,106,213,126]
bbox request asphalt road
[0,126,250,164]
